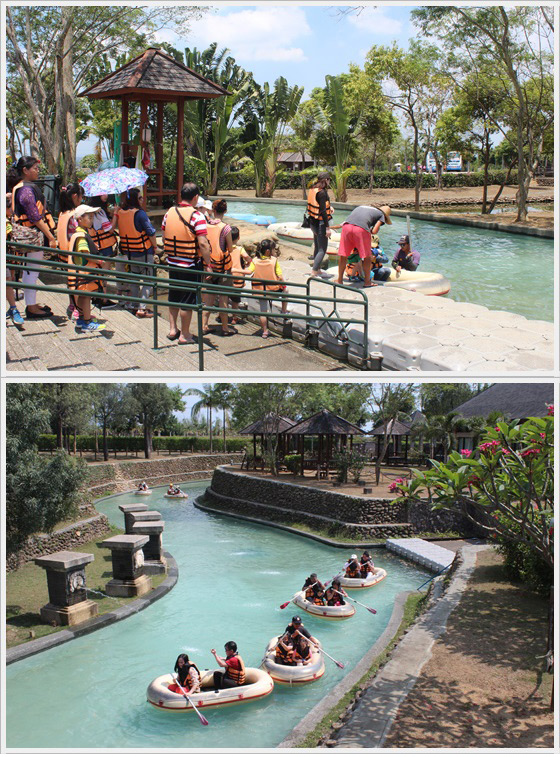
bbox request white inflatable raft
[292,590,355,620]
[163,492,188,499]
[269,222,340,254]
[147,667,274,712]
[383,269,450,297]
[336,567,387,590]
[261,635,325,685]
[135,489,152,496]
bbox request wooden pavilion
[285,409,365,476]
[238,413,296,468]
[79,48,229,205]
[369,419,412,464]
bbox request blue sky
[79,5,418,158]
[155,5,417,96]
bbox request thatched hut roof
[370,419,412,436]
[238,413,296,436]
[286,409,365,436]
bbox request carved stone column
[34,551,98,626]
[101,534,152,597]
[118,503,149,534]
[131,520,166,574]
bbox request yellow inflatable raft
[261,635,325,685]
[292,590,355,620]
[336,567,387,590]
[146,667,274,712]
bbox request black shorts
[168,262,203,306]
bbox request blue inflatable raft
[227,213,277,226]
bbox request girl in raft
[275,631,298,666]
[250,238,288,339]
[360,551,375,578]
[169,653,201,695]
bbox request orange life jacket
[345,260,360,277]
[163,206,199,264]
[56,210,74,263]
[275,638,293,665]
[251,258,283,293]
[68,230,102,292]
[225,654,245,685]
[230,245,251,288]
[12,181,56,233]
[307,187,332,221]
[117,208,152,256]
[345,561,360,578]
[90,218,117,252]
[206,221,232,275]
[312,595,326,606]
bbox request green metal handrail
[6,240,370,370]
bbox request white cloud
[347,8,403,37]
[193,7,311,63]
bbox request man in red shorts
[336,204,392,287]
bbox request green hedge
[38,435,247,454]
[220,168,518,192]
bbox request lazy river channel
[226,201,554,322]
[6,481,430,749]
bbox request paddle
[279,581,318,609]
[333,588,377,615]
[172,675,209,725]
[295,631,345,670]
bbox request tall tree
[368,384,417,484]
[365,41,442,210]
[92,384,126,462]
[420,383,478,417]
[412,6,554,222]
[288,100,317,199]
[185,384,224,453]
[6,6,205,181]
[6,385,86,553]
[128,384,184,459]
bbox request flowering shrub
[397,415,554,576]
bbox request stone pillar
[101,535,152,597]
[131,520,166,574]
[129,510,162,527]
[118,503,149,534]
[34,551,98,626]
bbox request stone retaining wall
[202,489,414,539]
[86,454,242,496]
[210,466,408,524]
[6,515,111,572]
[408,499,486,537]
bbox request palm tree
[312,75,359,202]
[185,385,221,453]
[212,383,233,453]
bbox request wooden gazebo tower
[79,48,229,204]
[286,409,365,476]
[239,413,296,465]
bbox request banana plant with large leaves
[312,75,359,201]
[252,77,304,197]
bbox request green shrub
[284,454,302,474]
[38,434,247,454]
[495,539,552,596]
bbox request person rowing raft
[344,554,361,578]
[168,653,201,695]
[325,578,348,606]
[360,551,375,578]
[302,573,325,600]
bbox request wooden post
[156,101,164,205]
[176,97,185,202]
[140,97,148,206]
[121,98,129,164]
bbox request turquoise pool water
[6,481,429,749]
[226,201,554,322]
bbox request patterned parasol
[80,167,148,197]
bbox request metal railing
[6,240,370,371]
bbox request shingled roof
[79,48,230,100]
[238,414,296,436]
[451,383,553,419]
[286,409,365,436]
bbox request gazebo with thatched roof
[369,419,412,464]
[238,413,296,467]
[286,409,366,476]
[79,47,230,205]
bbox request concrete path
[386,537,456,572]
[334,544,489,749]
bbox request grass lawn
[6,525,168,648]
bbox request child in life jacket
[275,631,297,666]
[169,653,201,695]
[325,578,347,606]
[249,239,288,339]
[228,226,253,323]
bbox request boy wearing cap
[392,235,420,272]
[68,205,106,332]
[285,616,312,640]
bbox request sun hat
[73,204,103,219]
[373,204,392,225]
[398,234,410,245]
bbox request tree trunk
[73,428,77,455]
[103,418,109,462]
[144,424,152,459]
[209,406,213,453]
[57,416,63,449]
[222,407,227,453]
[60,9,76,182]
[368,145,377,193]
[481,132,491,215]
[487,161,517,214]
[412,121,421,211]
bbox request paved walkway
[5,285,344,372]
[334,544,489,748]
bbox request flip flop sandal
[167,331,180,341]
